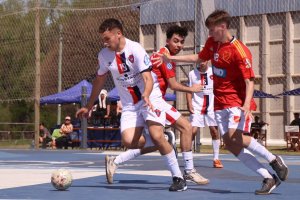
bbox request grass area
[0,140,32,149]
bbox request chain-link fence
[0,0,300,145]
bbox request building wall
[139,0,300,146]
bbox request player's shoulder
[126,38,144,50]
[98,47,112,57]
[231,38,251,59]
[158,47,170,55]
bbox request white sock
[237,148,273,179]
[212,139,220,160]
[114,149,141,165]
[247,137,276,163]
[182,151,194,172]
[164,150,182,178]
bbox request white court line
[0,168,170,190]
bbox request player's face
[100,28,122,51]
[208,23,226,42]
[166,34,185,55]
[197,61,208,72]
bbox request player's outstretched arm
[76,73,108,118]
[167,77,203,93]
[151,53,201,67]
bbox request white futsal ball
[51,169,73,190]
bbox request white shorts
[165,106,181,126]
[215,107,252,136]
[120,98,167,133]
[190,112,217,127]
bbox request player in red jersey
[152,10,288,195]
[104,25,209,186]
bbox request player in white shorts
[75,18,186,192]
[104,25,209,187]
[152,10,288,195]
[187,61,223,168]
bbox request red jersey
[151,47,176,97]
[198,37,257,111]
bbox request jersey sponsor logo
[167,63,173,70]
[245,58,251,68]
[154,109,161,117]
[233,116,241,123]
[116,73,142,88]
[212,65,227,78]
[128,54,134,63]
[144,54,151,66]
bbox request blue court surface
[0,149,299,200]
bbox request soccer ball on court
[51,169,73,190]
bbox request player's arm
[152,53,203,67]
[167,77,203,93]
[141,69,154,110]
[186,92,194,114]
[76,73,108,118]
[242,77,254,112]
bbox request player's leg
[146,119,186,191]
[105,109,146,184]
[206,112,223,168]
[172,114,209,185]
[144,99,187,191]
[216,108,281,194]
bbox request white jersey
[97,38,162,110]
[188,66,214,114]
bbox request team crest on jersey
[167,63,173,70]
[128,54,134,63]
[245,58,251,68]
[210,75,213,80]
[144,54,150,65]
[222,51,231,63]
[233,116,241,123]
[214,53,219,61]
[154,109,161,117]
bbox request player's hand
[104,115,109,118]
[191,84,204,93]
[142,95,154,111]
[239,104,253,121]
[151,52,171,67]
[187,103,194,114]
[76,107,89,119]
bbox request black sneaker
[169,176,187,192]
[270,155,288,181]
[255,174,281,195]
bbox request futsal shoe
[184,168,209,185]
[105,155,117,184]
[270,155,288,181]
[169,176,187,192]
[213,159,224,168]
[255,174,281,195]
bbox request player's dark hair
[166,25,188,39]
[99,18,123,34]
[205,10,231,28]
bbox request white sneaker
[184,168,209,185]
[105,155,117,184]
